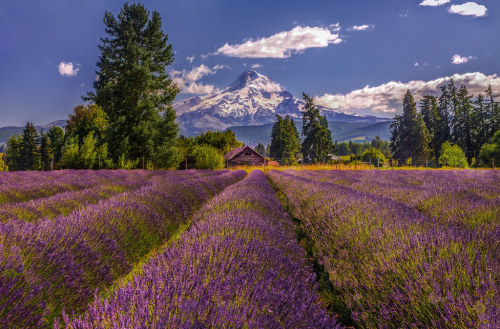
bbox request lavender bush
[0,170,245,328]
[268,170,499,329]
[60,170,341,329]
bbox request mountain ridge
[174,70,390,136]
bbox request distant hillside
[0,120,66,145]
[226,120,392,145]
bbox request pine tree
[39,130,52,171]
[435,85,451,156]
[485,85,500,140]
[301,93,333,163]
[255,142,266,157]
[47,126,65,168]
[420,95,439,162]
[390,91,430,165]
[19,122,39,171]
[86,3,180,167]
[270,115,301,165]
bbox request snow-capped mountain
[174,70,388,135]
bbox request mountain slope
[227,120,392,145]
[174,70,389,136]
[0,120,66,145]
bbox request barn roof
[224,146,264,160]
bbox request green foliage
[39,130,52,171]
[194,130,242,154]
[60,136,80,169]
[0,153,5,171]
[65,104,108,144]
[47,126,65,167]
[152,145,182,169]
[86,3,179,166]
[5,134,21,171]
[301,93,333,163]
[193,145,224,170]
[391,90,431,166]
[478,130,500,167]
[438,141,468,168]
[362,147,386,164]
[116,154,140,170]
[19,122,39,171]
[270,115,301,165]
[79,132,98,169]
[255,142,267,157]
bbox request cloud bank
[58,62,79,77]
[215,26,342,58]
[315,72,500,115]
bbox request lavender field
[0,169,498,328]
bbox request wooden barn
[224,146,266,167]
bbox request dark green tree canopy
[301,93,333,163]
[86,3,180,165]
[270,115,301,165]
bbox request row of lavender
[0,169,246,328]
[0,171,157,222]
[0,169,224,223]
[267,170,499,329]
[59,170,342,329]
[0,170,156,204]
[293,169,500,229]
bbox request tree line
[390,81,500,167]
[266,93,334,165]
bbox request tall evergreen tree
[47,126,65,168]
[390,90,431,165]
[485,85,500,140]
[301,93,333,163]
[270,115,301,165]
[451,85,474,162]
[435,85,451,155]
[86,3,180,167]
[420,95,439,161]
[39,130,52,171]
[19,122,39,171]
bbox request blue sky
[1,0,499,126]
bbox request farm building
[224,146,266,167]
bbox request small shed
[267,160,279,166]
[224,146,265,167]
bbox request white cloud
[348,24,374,31]
[448,2,487,17]
[414,62,420,67]
[215,26,342,59]
[419,0,450,6]
[212,64,231,70]
[451,54,477,64]
[170,64,229,95]
[186,55,195,64]
[58,62,79,77]
[315,72,500,115]
[251,63,263,69]
[329,23,341,32]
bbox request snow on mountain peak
[228,70,284,93]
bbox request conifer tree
[390,90,430,165]
[39,130,52,171]
[19,122,39,171]
[86,3,180,167]
[270,115,300,164]
[301,93,333,163]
